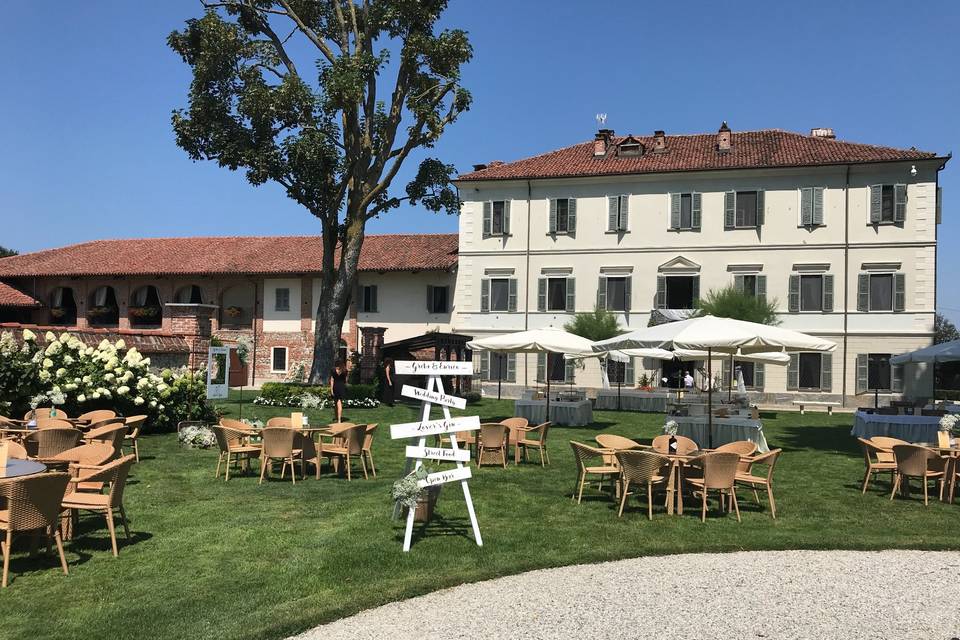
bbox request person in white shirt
[683,371,694,390]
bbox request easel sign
[390,361,482,552]
[206,346,230,399]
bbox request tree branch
[276,0,337,63]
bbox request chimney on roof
[717,121,732,152]
[472,163,487,171]
[487,160,504,167]
[653,130,666,152]
[810,127,836,139]
[594,129,614,156]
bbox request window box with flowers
[129,306,161,319]
[87,306,116,318]
[50,307,67,319]
[225,306,244,318]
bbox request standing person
[329,359,348,423]
[683,370,694,391]
[382,357,396,407]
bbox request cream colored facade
[454,160,945,405]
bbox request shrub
[254,381,379,408]
[464,391,482,404]
[178,424,217,449]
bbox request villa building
[454,124,949,406]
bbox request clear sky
[2,1,958,322]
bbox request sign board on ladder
[390,361,482,552]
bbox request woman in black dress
[381,357,395,407]
[329,359,348,423]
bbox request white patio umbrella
[890,339,960,400]
[593,315,836,445]
[468,328,594,417]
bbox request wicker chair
[614,450,670,519]
[715,440,758,473]
[122,415,147,462]
[51,443,116,493]
[651,434,699,455]
[84,423,127,458]
[23,427,82,459]
[0,472,71,587]
[259,428,301,484]
[219,418,253,431]
[734,448,782,518]
[569,441,619,504]
[362,424,378,477]
[890,444,946,505]
[684,452,742,522]
[500,417,529,432]
[518,422,551,466]
[322,424,368,480]
[36,418,75,430]
[2,440,28,460]
[77,409,117,424]
[266,417,292,428]
[857,438,897,494]
[937,430,952,449]
[476,423,509,468]
[61,455,136,557]
[870,436,908,460]
[210,426,262,481]
[23,408,69,421]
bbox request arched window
[129,285,162,328]
[220,283,256,328]
[88,286,119,326]
[49,287,77,325]
[175,285,204,304]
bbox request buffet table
[851,412,943,443]
[595,390,670,412]
[672,416,769,452]
[514,399,593,427]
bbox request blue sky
[1,1,957,322]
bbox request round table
[0,459,47,479]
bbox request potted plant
[391,467,442,522]
[87,305,114,318]
[129,305,160,318]
[225,306,243,318]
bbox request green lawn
[2,394,957,639]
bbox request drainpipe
[251,279,258,387]
[524,179,533,386]
[841,164,851,407]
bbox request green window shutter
[426,284,433,312]
[482,201,492,237]
[507,278,517,312]
[891,363,903,392]
[812,187,824,225]
[619,195,629,231]
[537,278,547,312]
[537,353,546,383]
[894,184,907,222]
[567,198,577,233]
[800,187,813,226]
[855,354,868,394]
[756,190,765,226]
[724,191,736,229]
[564,358,575,383]
[788,275,800,312]
[502,200,511,235]
[722,358,731,390]
[820,353,832,392]
[857,274,869,312]
[733,274,745,294]
[754,363,765,390]
[822,275,834,312]
[507,354,516,382]
[691,276,699,307]
[371,286,378,312]
[479,351,490,381]
[480,279,490,313]
[894,273,905,312]
[787,354,799,390]
[566,277,575,312]
[757,275,767,303]
[869,185,882,223]
[597,276,607,310]
[548,199,557,233]
[670,193,681,229]
[656,275,666,309]
[691,192,702,229]
[624,275,632,311]
[607,196,618,231]
[624,357,634,385]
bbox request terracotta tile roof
[457,129,941,181]
[0,233,458,278]
[0,282,41,307]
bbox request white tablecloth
[671,416,769,452]
[514,399,593,427]
[595,390,670,412]
[851,412,942,443]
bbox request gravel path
[291,551,960,640]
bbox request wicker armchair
[684,451,742,522]
[614,450,670,519]
[2,440,28,460]
[36,418,75,430]
[890,444,946,505]
[569,441,618,504]
[122,415,147,462]
[297,433,324,480]
[210,426,262,481]
[258,428,301,484]
[219,418,253,431]
[518,422,551,466]
[651,434,699,455]
[52,443,115,493]
[23,408,69,421]
[24,427,82,459]
[476,423,508,468]
[870,436,908,461]
[266,417,293,428]
[77,409,117,424]
[84,423,127,458]
[0,472,71,587]
[734,448,782,518]
[714,440,758,473]
[61,455,136,556]
[500,417,529,431]
[595,434,641,466]
[322,424,368,480]
[362,424,378,477]
[857,438,897,494]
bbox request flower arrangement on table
[664,419,679,436]
[128,306,161,319]
[225,306,243,318]
[939,414,959,434]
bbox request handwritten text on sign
[400,385,466,410]
[405,446,472,462]
[390,415,480,440]
[416,466,472,488]
[395,360,473,376]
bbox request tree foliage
[564,307,623,342]
[169,1,472,381]
[935,313,960,344]
[0,246,17,258]
[697,286,780,325]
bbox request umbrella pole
[707,348,713,449]
[546,375,551,424]
[728,354,734,402]
[497,354,502,400]
[618,376,622,411]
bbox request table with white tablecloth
[514,399,593,427]
[671,416,769,452]
[594,390,670,412]
[851,412,942,443]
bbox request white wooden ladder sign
[391,360,482,552]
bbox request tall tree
[697,286,780,326]
[169,1,471,382]
[0,246,17,258]
[935,312,960,344]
